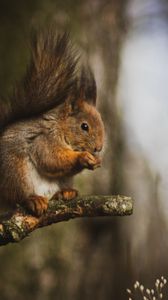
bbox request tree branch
[0,195,133,246]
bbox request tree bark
[0,195,133,246]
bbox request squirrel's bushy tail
[0,29,78,128]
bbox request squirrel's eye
[81,122,89,131]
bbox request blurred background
[0,0,168,299]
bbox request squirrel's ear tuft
[66,67,97,113]
[78,67,97,106]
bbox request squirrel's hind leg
[52,177,78,201]
[1,155,49,217]
[51,188,78,201]
[23,195,48,217]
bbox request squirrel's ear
[65,67,97,113]
[78,67,97,106]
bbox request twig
[0,195,133,246]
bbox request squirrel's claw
[79,151,101,170]
[24,195,49,217]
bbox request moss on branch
[0,195,133,246]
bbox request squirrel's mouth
[73,146,98,157]
[64,137,97,155]
[73,146,85,152]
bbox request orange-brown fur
[0,29,104,216]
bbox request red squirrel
[0,29,104,216]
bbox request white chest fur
[27,160,59,198]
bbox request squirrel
[0,29,104,216]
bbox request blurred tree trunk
[66,1,130,299]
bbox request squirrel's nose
[94,145,102,153]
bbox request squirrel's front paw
[79,151,101,170]
[24,195,48,217]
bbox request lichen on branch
[0,195,133,246]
